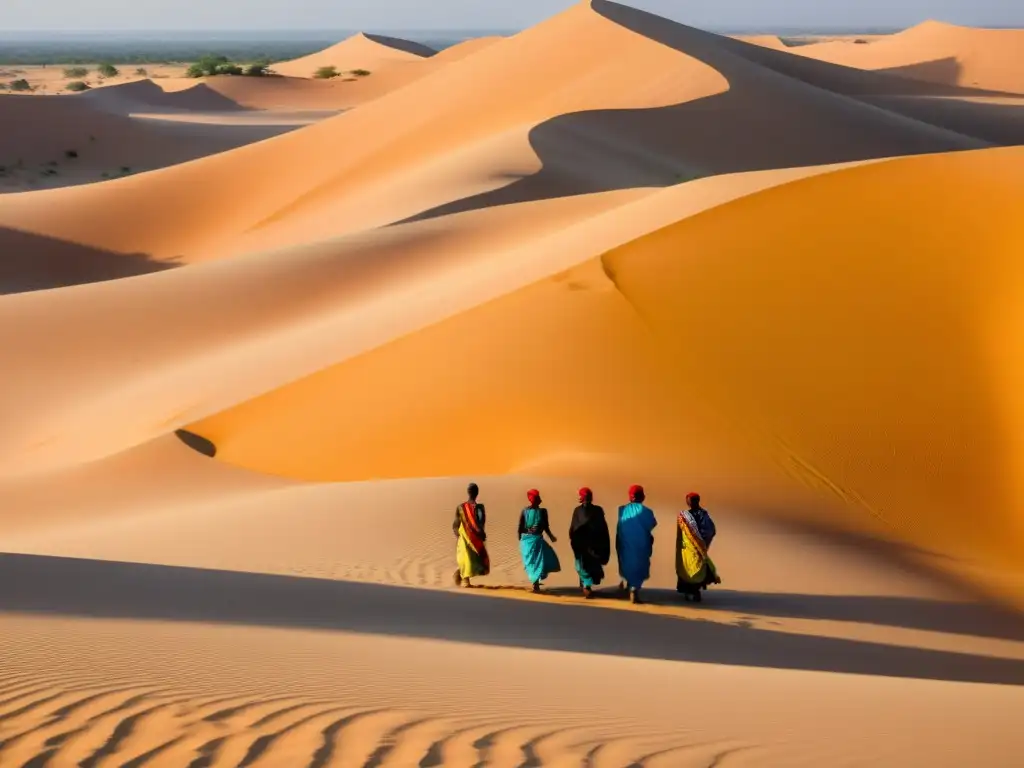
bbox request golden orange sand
[1,1,1024,765]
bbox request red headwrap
[686,492,701,505]
[628,484,644,503]
[578,487,592,503]
[527,489,541,506]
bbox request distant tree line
[0,42,326,66]
[185,55,272,77]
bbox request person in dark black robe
[569,487,611,598]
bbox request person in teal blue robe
[518,489,561,592]
[616,484,657,604]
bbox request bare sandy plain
[2,1,1024,765]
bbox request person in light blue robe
[518,489,561,592]
[616,484,657,604]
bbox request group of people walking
[452,483,721,604]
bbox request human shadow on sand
[523,584,1024,645]
[2,552,1023,687]
[395,1,1019,228]
[0,226,178,294]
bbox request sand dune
[0,0,1003,285]
[1,0,1023,763]
[0,91,298,194]
[272,32,436,79]
[187,145,1024,597]
[1,450,1024,766]
[731,34,788,50]
[794,20,1024,94]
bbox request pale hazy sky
[2,0,1018,31]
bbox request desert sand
[2,1,1024,765]
[792,20,1024,93]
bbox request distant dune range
[1,2,1024,765]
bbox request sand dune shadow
[0,227,178,294]
[1,552,1023,686]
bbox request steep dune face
[602,146,1024,569]
[190,146,1024,589]
[794,21,1024,94]
[0,0,995,289]
[271,32,436,78]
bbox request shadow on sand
[0,227,178,295]
[174,429,217,458]
[2,552,1023,686]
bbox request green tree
[245,61,271,77]
[63,66,89,78]
[196,54,230,76]
[313,65,339,79]
[66,81,91,92]
[9,79,32,92]
[97,63,119,78]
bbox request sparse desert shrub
[97,63,119,78]
[65,149,79,159]
[350,68,371,77]
[313,65,340,79]
[64,66,89,78]
[135,67,148,76]
[245,61,271,77]
[9,79,32,92]
[66,80,90,92]
[0,83,8,91]
[854,38,869,44]
[187,54,231,78]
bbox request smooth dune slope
[0,0,994,289]
[3,437,1024,766]
[1,165,858,475]
[794,20,1024,94]
[190,145,1024,599]
[271,32,436,78]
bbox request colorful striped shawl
[678,509,708,561]
[459,502,486,554]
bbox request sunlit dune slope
[191,146,1024,588]
[0,165,852,474]
[272,32,436,79]
[0,0,991,285]
[431,36,505,63]
[204,39,502,111]
[794,21,1024,94]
